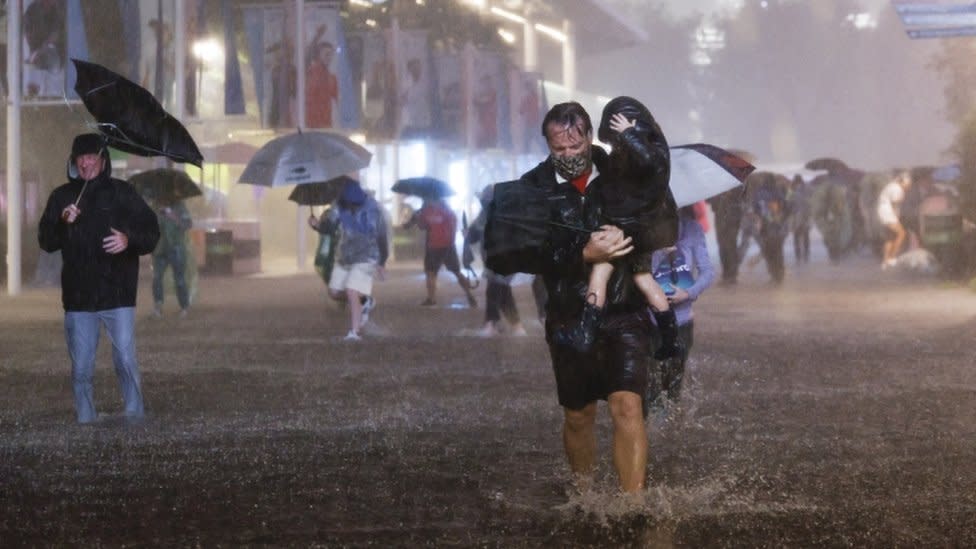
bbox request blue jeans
[152,247,189,309]
[64,307,144,423]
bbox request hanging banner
[470,49,507,149]
[263,8,295,128]
[510,70,547,155]
[302,5,344,129]
[392,29,433,140]
[22,0,67,98]
[433,51,464,144]
[353,30,395,139]
[137,0,175,105]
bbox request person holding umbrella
[150,197,193,318]
[38,133,160,424]
[312,180,389,340]
[403,195,477,308]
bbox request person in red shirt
[405,197,477,307]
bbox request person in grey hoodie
[312,180,389,340]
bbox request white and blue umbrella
[238,130,371,188]
[668,144,756,207]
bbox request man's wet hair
[541,101,592,141]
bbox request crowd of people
[708,162,969,286]
[43,91,968,500]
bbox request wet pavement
[2,254,976,547]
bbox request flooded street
[2,254,976,547]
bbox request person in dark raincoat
[810,171,853,263]
[746,172,792,284]
[150,198,192,317]
[503,101,656,493]
[708,187,745,284]
[310,203,338,287]
[788,175,812,264]
[38,133,160,424]
[555,96,682,361]
[464,185,527,337]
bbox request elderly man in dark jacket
[496,102,652,493]
[39,133,160,424]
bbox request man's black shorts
[424,246,461,274]
[546,309,652,410]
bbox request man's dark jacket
[39,154,160,312]
[513,146,648,325]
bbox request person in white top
[877,170,912,269]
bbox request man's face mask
[551,153,590,180]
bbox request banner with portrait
[302,5,354,129]
[391,29,433,140]
[22,0,68,99]
[349,30,394,139]
[432,51,463,144]
[244,4,355,130]
[510,70,547,155]
[470,49,509,150]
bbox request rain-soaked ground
[2,250,976,547]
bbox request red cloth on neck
[570,169,591,194]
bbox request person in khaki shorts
[314,180,389,340]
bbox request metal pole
[562,19,576,94]
[174,0,186,120]
[7,0,23,295]
[296,0,308,269]
[523,17,537,72]
[296,0,306,128]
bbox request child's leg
[586,262,614,307]
[632,273,683,360]
[632,272,669,312]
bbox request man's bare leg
[607,390,647,493]
[563,403,598,488]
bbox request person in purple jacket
[648,204,715,407]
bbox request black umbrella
[287,175,356,206]
[392,177,454,199]
[805,157,849,173]
[129,168,202,203]
[72,59,204,167]
[483,180,590,276]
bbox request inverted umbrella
[129,168,202,203]
[238,131,371,187]
[805,157,849,173]
[392,177,455,199]
[287,175,356,206]
[668,144,756,207]
[71,59,203,166]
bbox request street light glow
[497,28,517,44]
[191,37,223,63]
[490,6,526,24]
[534,22,566,43]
